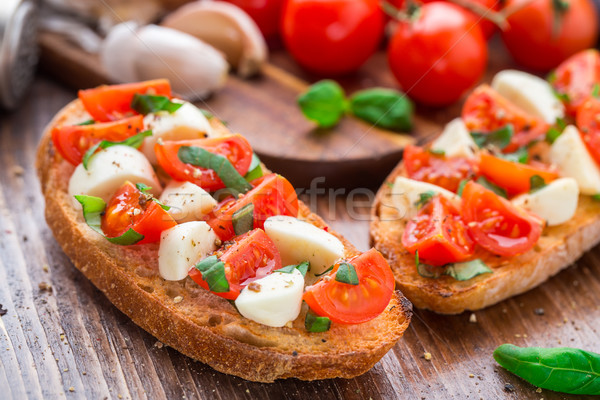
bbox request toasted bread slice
[371,162,600,315]
[37,99,412,382]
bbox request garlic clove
[100,21,142,83]
[161,1,267,78]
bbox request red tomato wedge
[51,115,144,165]
[576,96,600,165]
[461,181,543,257]
[403,145,477,192]
[188,229,281,300]
[78,79,171,122]
[155,135,253,192]
[552,49,600,116]
[479,152,559,196]
[101,182,176,244]
[402,195,474,267]
[462,85,549,152]
[303,249,395,324]
[208,174,299,241]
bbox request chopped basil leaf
[457,179,469,197]
[298,80,348,128]
[477,176,508,198]
[546,127,562,144]
[200,109,214,119]
[135,183,171,211]
[500,147,529,164]
[416,262,441,279]
[275,261,310,277]
[244,153,263,182]
[131,94,183,115]
[414,191,435,208]
[77,119,95,126]
[415,250,419,266]
[178,146,253,194]
[305,310,331,333]
[195,256,229,293]
[82,130,152,170]
[232,203,254,236]
[444,259,492,281]
[334,263,359,285]
[295,261,309,277]
[428,148,445,156]
[385,181,394,188]
[552,89,570,103]
[349,88,414,131]
[74,195,144,245]
[593,83,600,98]
[275,265,297,274]
[530,175,547,193]
[556,117,567,131]
[314,265,334,277]
[470,124,513,150]
[592,194,600,201]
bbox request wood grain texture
[1,77,600,399]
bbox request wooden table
[2,76,600,400]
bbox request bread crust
[370,161,600,315]
[37,100,412,382]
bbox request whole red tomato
[222,0,284,39]
[387,2,488,106]
[281,0,385,75]
[501,0,599,71]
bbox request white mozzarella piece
[234,270,304,328]
[68,145,161,206]
[141,100,213,165]
[159,180,217,223]
[391,176,460,220]
[431,118,477,159]
[550,125,600,195]
[264,216,344,275]
[491,69,565,124]
[158,221,217,281]
[511,178,579,226]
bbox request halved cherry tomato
[101,181,176,244]
[462,85,550,152]
[402,195,474,266]
[51,115,144,165]
[188,229,281,300]
[552,49,600,116]
[576,95,600,164]
[303,248,395,324]
[403,145,477,192]
[155,135,253,192]
[479,152,559,196]
[461,181,543,257]
[208,173,299,241]
[78,79,171,122]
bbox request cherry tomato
[222,0,284,39]
[155,135,253,192]
[576,95,600,164]
[403,145,477,192]
[501,0,598,71]
[78,79,171,122]
[402,195,475,266]
[303,249,395,324]
[51,115,144,166]
[281,0,384,75]
[462,85,550,152]
[552,49,600,116]
[101,181,176,244]
[189,229,281,300]
[387,2,487,106]
[479,152,559,196]
[461,181,543,257]
[208,173,299,241]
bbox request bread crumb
[42,264,49,273]
[469,313,477,323]
[82,372,86,375]
[515,334,521,338]
[469,374,475,378]
[155,341,164,349]
[63,368,68,372]
[118,395,123,399]
[523,334,528,338]
[68,387,74,392]
[38,282,52,292]
[173,296,183,304]
[11,165,24,177]
[246,389,250,394]
[423,352,432,361]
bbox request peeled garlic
[161,1,267,78]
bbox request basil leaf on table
[298,80,348,128]
[349,88,413,131]
[131,94,183,115]
[82,130,152,170]
[494,344,600,395]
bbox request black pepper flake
[504,383,515,393]
[292,351,298,357]
[321,339,327,343]
[0,305,7,316]
[534,308,545,316]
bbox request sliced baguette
[371,162,600,315]
[37,99,412,382]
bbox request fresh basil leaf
[593,83,600,98]
[546,127,562,144]
[295,261,309,277]
[131,94,183,115]
[77,119,95,126]
[553,88,570,103]
[275,265,297,274]
[244,153,263,182]
[530,175,547,193]
[470,125,514,150]
[428,148,445,156]
[178,146,253,194]
[195,256,230,293]
[298,80,348,128]
[415,250,419,266]
[232,203,254,236]
[134,183,171,211]
[414,191,435,208]
[593,194,600,201]
[493,344,600,395]
[500,147,529,164]
[334,263,359,285]
[445,259,492,281]
[556,117,567,131]
[457,179,469,197]
[416,262,441,279]
[105,228,145,245]
[349,88,413,131]
[82,130,152,170]
[200,109,214,119]
[305,310,331,333]
[477,176,508,198]
[314,265,334,277]
[275,261,310,277]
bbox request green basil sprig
[275,261,310,277]
[74,195,144,245]
[82,130,152,169]
[244,153,263,182]
[335,263,359,285]
[131,94,183,115]
[493,344,600,395]
[305,310,331,333]
[471,124,513,150]
[298,80,413,131]
[232,203,254,236]
[194,255,230,293]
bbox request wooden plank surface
[2,76,600,399]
